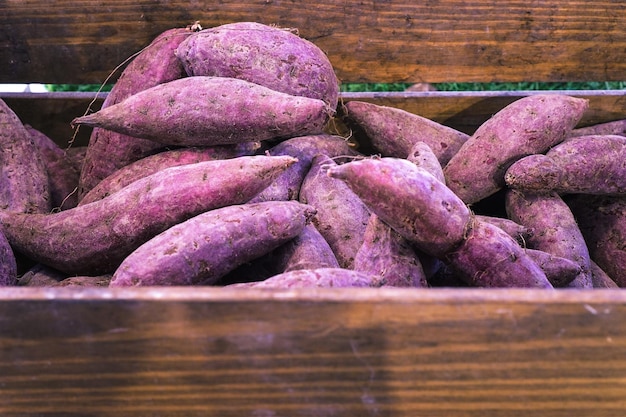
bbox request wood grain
[1,287,625,416]
[1,0,625,84]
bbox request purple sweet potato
[79,144,258,205]
[589,260,619,289]
[16,264,65,287]
[524,248,581,287]
[341,101,468,164]
[78,27,193,199]
[272,223,340,273]
[566,194,626,287]
[505,135,626,195]
[227,267,384,289]
[0,229,17,286]
[299,154,371,269]
[26,125,80,210]
[406,141,446,183]
[353,214,428,288]
[326,157,472,258]
[443,94,589,204]
[175,21,340,109]
[569,118,626,138]
[444,218,552,288]
[505,190,593,288]
[0,99,50,213]
[250,134,359,203]
[72,76,332,147]
[55,275,112,287]
[0,155,296,275]
[110,201,316,286]
[475,214,533,244]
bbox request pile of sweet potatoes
[1,22,624,289]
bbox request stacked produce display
[1,22,624,289]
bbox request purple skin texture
[78,28,193,199]
[79,144,258,205]
[567,194,626,287]
[72,76,332,147]
[0,99,50,214]
[175,21,340,109]
[110,201,316,286]
[443,94,589,204]
[354,214,428,288]
[342,101,469,164]
[505,190,593,288]
[505,135,626,195]
[0,155,297,276]
[299,154,371,269]
[444,218,553,288]
[227,267,385,289]
[250,134,360,203]
[327,157,472,259]
[475,215,532,244]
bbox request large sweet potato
[0,99,50,214]
[78,27,193,199]
[0,156,296,275]
[341,101,468,164]
[72,76,332,147]
[175,21,340,109]
[0,230,17,286]
[79,144,258,205]
[505,190,593,288]
[299,154,371,268]
[505,135,626,195]
[443,94,588,204]
[326,157,471,258]
[110,201,316,286]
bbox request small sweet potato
[110,201,316,286]
[0,99,50,213]
[326,157,472,258]
[505,135,626,195]
[250,134,359,203]
[505,190,593,288]
[444,218,552,288]
[341,100,468,164]
[353,214,428,288]
[72,76,332,147]
[589,260,619,289]
[406,141,446,183]
[0,230,17,286]
[272,223,340,273]
[78,27,193,198]
[566,194,626,287]
[0,155,297,275]
[569,118,626,137]
[16,264,65,287]
[299,154,371,268]
[474,214,532,244]
[175,21,340,109]
[26,125,80,210]
[524,248,581,287]
[227,267,384,289]
[443,94,589,204]
[79,144,258,205]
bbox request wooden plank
[0,287,625,416]
[1,1,625,85]
[4,90,624,146]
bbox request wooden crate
[1,1,625,415]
